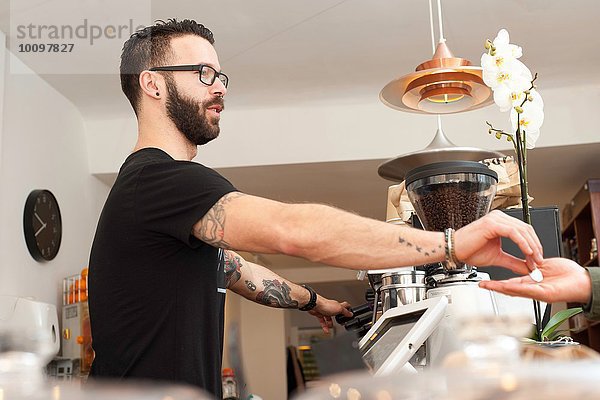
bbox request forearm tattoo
[256,279,299,308]
[398,236,442,257]
[224,251,243,288]
[193,192,245,249]
[245,280,256,291]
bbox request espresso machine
[337,160,535,372]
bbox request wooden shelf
[563,179,600,352]
[584,255,598,267]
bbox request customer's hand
[309,297,352,334]
[454,210,544,271]
[479,257,592,304]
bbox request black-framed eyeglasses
[149,64,229,88]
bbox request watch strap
[299,284,317,311]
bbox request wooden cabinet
[562,179,600,267]
[562,179,600,350]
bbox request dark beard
[165,77,224,146]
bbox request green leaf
[545,329,568,341]
[542,308,583,340]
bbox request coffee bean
[410,180,493,232]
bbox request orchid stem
[514,110,540,340]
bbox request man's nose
[210,79,227,98]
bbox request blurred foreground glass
[294,361,600,400]
[0,328,211,399]
[0,326,56,396]
[453,314,532,368]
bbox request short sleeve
[135,161,238,246]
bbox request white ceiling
[3,0,600,116]
[4,0,600,271]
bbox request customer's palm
[479,258,592,304]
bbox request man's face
[163,35,227,146]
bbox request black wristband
[299,284,317,311]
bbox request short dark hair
[120,19,215,115]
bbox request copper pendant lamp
[380,2,492,114]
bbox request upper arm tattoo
[193,192,245,248]
[224,251,243,288]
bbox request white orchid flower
[492,29,523,59]
[481,52,507,71]
[510,102,544,149]
[481,47,521,72]
[483,58,532,91]
[493,86,526,112]
[493,87,543,113]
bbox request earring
[156,92,160,96]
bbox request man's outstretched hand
[455,210,544,272]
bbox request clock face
[23,190,62,261]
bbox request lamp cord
[429,0,445,129]
[428,0,436,54]
[437,0,446,43]
[429,0,446,54]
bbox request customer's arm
[479,257,600,320]
[192,192,543,271]
[223,250,352,333]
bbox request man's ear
[139,70,162,99]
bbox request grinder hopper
[404,161,498,271]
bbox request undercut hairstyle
[120,19,215,115]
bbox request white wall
[0,42,109,309]
[0,32,5,174]
[223,294,287,400]
[84,115,137,174]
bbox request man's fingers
[494,212,543,264]
[522,225,543,264]
[493,218,545,267]
[496,221,533,257]
[340,303,353,318]
[491,252,530,274]
[495,226,535,266]
[524,257,540,276]
[323,316,333,331]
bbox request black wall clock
[23,189,62,262]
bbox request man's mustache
[204,97,225,111]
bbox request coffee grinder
[405,160,513,366]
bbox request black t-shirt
[88,148,237,397]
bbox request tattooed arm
[224,250,352,333]
[192,192,542,271]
